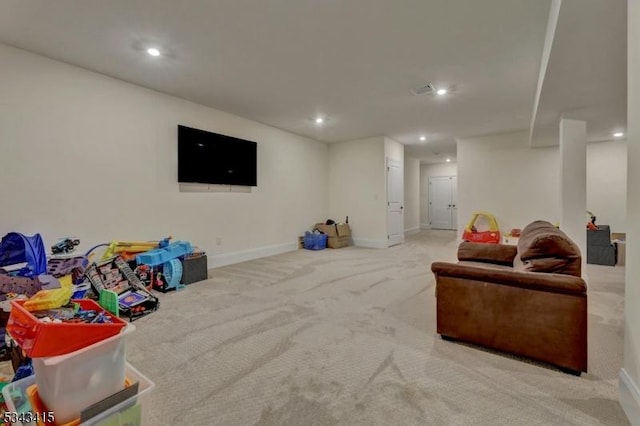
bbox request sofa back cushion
[514,221,582,277]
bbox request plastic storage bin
[32,324,135,424]
[2,362,154,426]
[7,299,127,357]
[304,232,327,250]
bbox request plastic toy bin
[304,232,327,250]
[2,362,154,426]
[32,324,135,424]
[7,299,127,358]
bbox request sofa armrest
[431,261,586,295]
[457,242,517,266]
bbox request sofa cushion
[515,221,582,277]
[457,260,514,271]
[457,242,517,266]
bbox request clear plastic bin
[2,362,154,426]
[32,324,135,424]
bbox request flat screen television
[178,125,257,186]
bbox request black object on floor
[587,225,617,266]
[181,255,208,284]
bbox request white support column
[559,118,587,271]
[620,1,640,422]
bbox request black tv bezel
[177,125,257,187]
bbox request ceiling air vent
[410,83,435,96]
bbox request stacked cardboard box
[314,223,352,248]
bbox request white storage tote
[32,323,135,424]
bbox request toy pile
[0,231,203,423]
[0,230,208,323]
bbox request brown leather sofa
[431,220,587,375]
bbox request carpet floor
[127,230,629,425]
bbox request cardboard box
[328,235,351,249]
[336,224,351,237]
[314,223,338,237]
[616,241,626,266]
[314,223,352,249]
[612,232,626,241]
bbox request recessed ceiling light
[436,88,448,96]
[446,158,451,162]
[613,132,624,138]
[147,47,161,57]
[419,136,426,141]
[315,117,324,125]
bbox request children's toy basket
[7,299,127,357]
[462,212,501,244]
[304,232,327,250]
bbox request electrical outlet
[216,237,222,246]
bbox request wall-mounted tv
[178,125,257,186]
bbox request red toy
[462,212,501,244]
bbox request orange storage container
[7,299,126,358]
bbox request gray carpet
[126,230,629,425]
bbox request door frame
[387,157,404,247]
[428,175,457,230]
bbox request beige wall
[455,131,626,235]
[0,43,329,265]
[457,131,560,237]
[328,137,387,246]
[587,139,627,233]
[404,157,420,233]
[384,137,404,162]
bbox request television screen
[178,125,257,186]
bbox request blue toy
[0,233,47,277]
[136,241,192,291]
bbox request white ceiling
[530,0,627,146]
[0,1,626,162]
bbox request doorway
[429,176,457,230]
[387,158,404,246]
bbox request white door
[429,176,457,230]
[387,158,404,246]
[451,176,458,230]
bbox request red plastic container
[7,299,127,358]
[462,229,501,244]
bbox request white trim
[386,156,405,246]
[421,223,432,229]
[619,368,640,425]
[404,227,420,236]
[428,175,456,230]
[209,242,297,268]
[353,238,389,249]
[179,183,252,193]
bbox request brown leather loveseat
[431,220,587,374]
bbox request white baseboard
[209,242,297,268]
[404,227,420,236]
[179,183,252,193]
[619,368,640,425]
[353,238,388,249]
[420,223,431,229]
